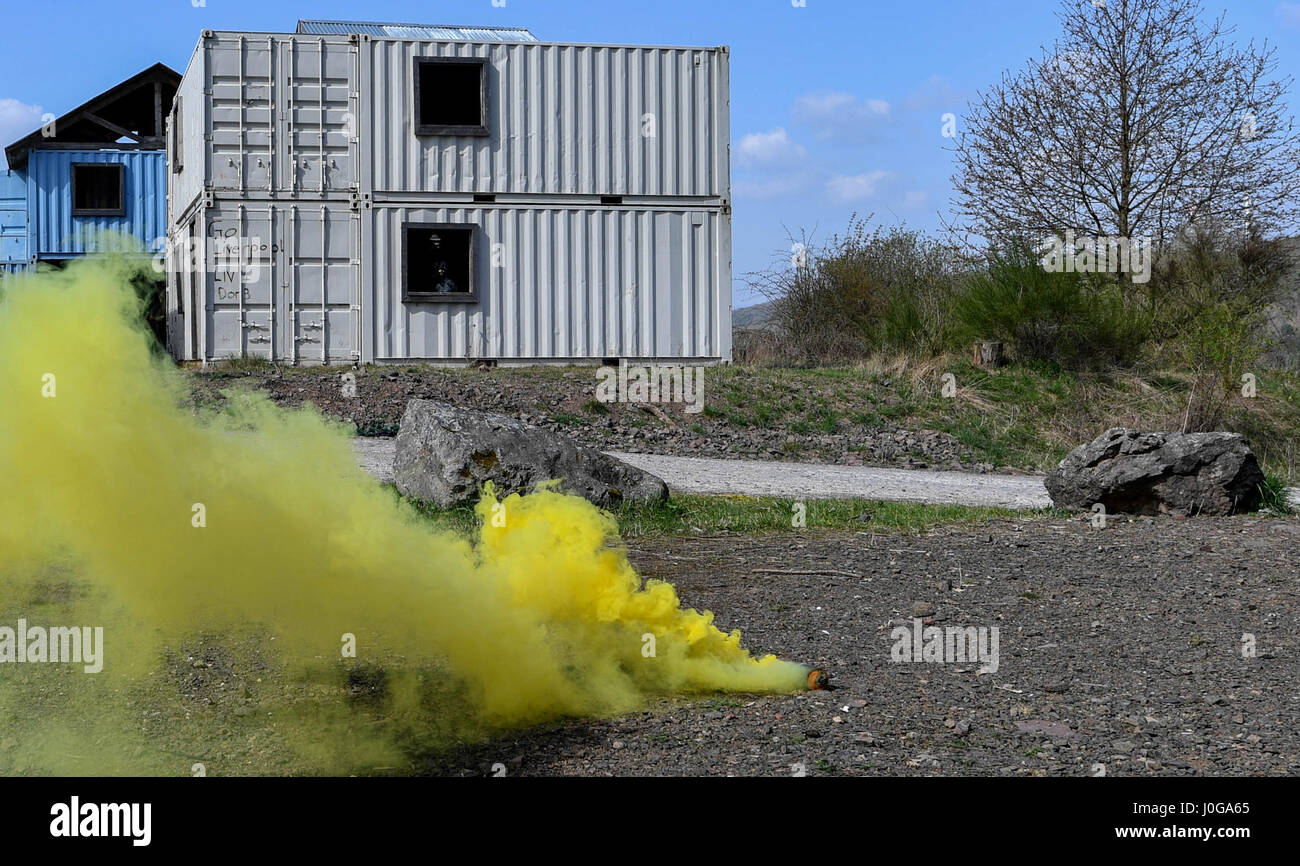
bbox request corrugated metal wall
[366,204,725,361]
[28,149,166,257]
[169,43,210,224]
[0,169,27,272]
[363,39,728,197]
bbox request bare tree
[951,0,1300,254]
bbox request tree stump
[972,341,1005,367]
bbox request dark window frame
[171,96,183,174]
[70,162,126,217]
[413,57,490,137]
[401,221,478,304]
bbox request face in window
[433,259,457,292]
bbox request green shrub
[752,218,964,363]
[951,246,1148,369]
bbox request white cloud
[736,127,808,168]
[795,91,850,117]
[826,171,891,202]
[734,170,817,201]
[794,90,890,141]
[0,98,44,169]
[795,90,890,121]
[1280,2,1300,26]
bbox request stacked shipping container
[166,21,732,365]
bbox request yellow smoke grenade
[0,258,806,774]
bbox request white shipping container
[365,203,729,363]
[170,31,360,213]
[173,31,728,201]
[166,24,732,365]
[361,38,729,198]
[169,199,729,364]
[168,198,361,363]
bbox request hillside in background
[732,300,776,330]
[1266,236,1300,370]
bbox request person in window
[433,260,458,293]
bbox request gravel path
[353,437,398,485]
[606,452,1051,508]
[353,437,1050,509]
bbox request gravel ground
[421,514,1300,776]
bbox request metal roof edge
[297,19,537,33]
[200,29,726,52]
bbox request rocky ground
[188,366,1002,472]
[420,514,1300,776]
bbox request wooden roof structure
[5,63,181,170]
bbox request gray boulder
[1045,428,1264,516]
[393,399,669,508]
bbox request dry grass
[711,356,1300,481]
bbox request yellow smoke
[0,257,806,775]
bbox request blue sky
[1,0,1296,306]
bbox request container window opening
[171,97,183,174]
[404,223,475,301]
[71,164,125,216]
[414,58,488,136]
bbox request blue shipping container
[25,149,167,259]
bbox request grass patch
[398,492,480,537]
[396,487,1054,540]
[1258,475,1295,516]
[206,356,278,376]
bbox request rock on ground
[393,399,668,508]
[1045,428,1265,516]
